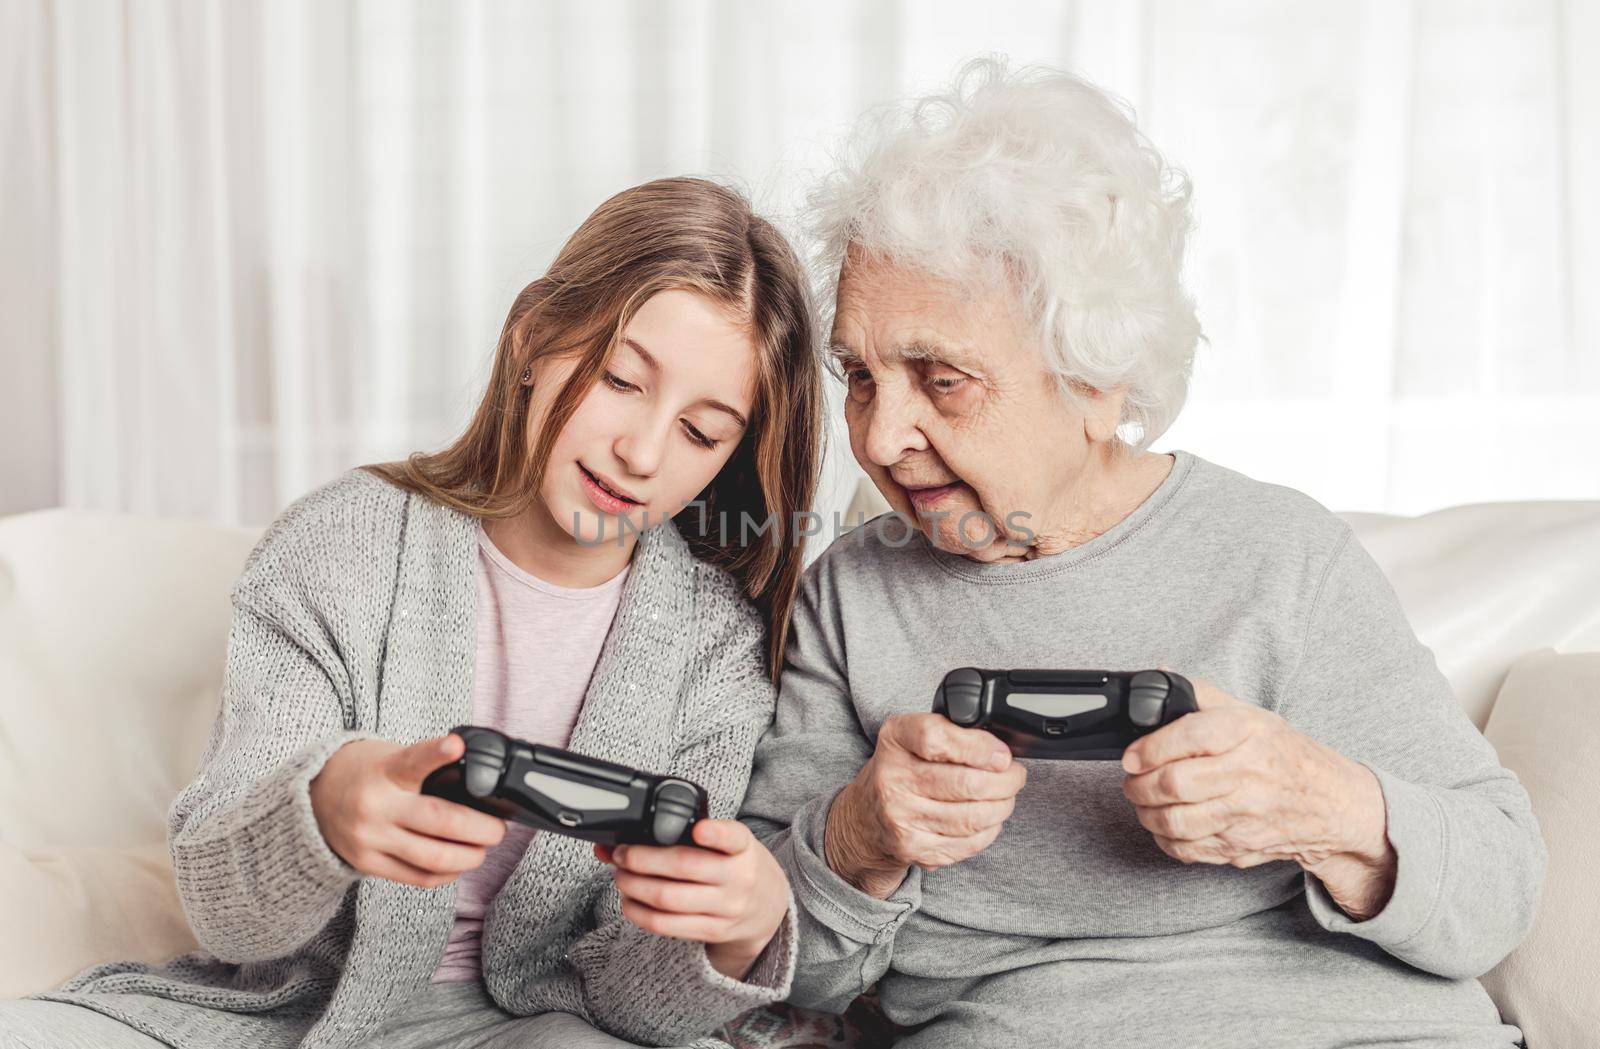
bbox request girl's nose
[613,421,668,479]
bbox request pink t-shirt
[430,521,630,983]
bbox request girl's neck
[483,498,636,589]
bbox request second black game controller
[420,726,709,846]
[933,668,1198,760]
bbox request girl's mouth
[578,463,642,513]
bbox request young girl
[5,178,823,1048]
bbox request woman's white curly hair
[810,55,1202,451]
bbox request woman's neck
[483,499,637,588]
[1026,448,1175,560]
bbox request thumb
[1161,669,1240,710]
[691,818,752,856]
[389,733,463,791]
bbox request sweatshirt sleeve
[1280,527,1547,979]
[739,562,922,1014]
[567,580,798,1046]
[166,594,377,963]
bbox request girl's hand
[309,733,508,888]
[595,819,789,981]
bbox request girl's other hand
[310,733,507,889]
[595,819,789,981]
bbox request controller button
[657,780,697,808]
[557,810,582,827]
[459,727,506,763]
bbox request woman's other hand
[1120,673,1397,919]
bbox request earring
[520,366,532,385]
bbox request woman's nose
[858,390,929,467]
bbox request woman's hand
[309,733,507,889]
[596,819,789,982]
[1119,673,1397,919]
[825,713,1027,899]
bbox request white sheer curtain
[3,0,1596,527]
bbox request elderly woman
[740,59,1543,1049]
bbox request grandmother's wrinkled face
[831,258,1122,562]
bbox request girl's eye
[682,420,719,450]
[602,371,639,393]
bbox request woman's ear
[1070,380,1129,444]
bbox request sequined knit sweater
[29,468,798,1049]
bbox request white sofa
[2,494,1597,1046]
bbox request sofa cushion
[1478,648,1600,1047]
[0,842,199,998]
[1338,501,1600,728]
[0,509,259,850]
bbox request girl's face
[534,289,760,550]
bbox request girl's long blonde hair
[366,178,823,682]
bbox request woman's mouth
[578,463,642,514]
[905,481,962,510]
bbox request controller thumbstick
[651,809,691,845]
[1127,670,1171,728]
[938,668,985,725]
[651,780,699,845]
[463,756,501,798]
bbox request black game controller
[420,725,708,846]
[933,668,1198,760]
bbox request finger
[388,734,464,791]
[1123,709,1251,774]
[904,820,1006,870]
[1132,797,1234,842]
[394,793,508,847]
[382,826,490,875]
[368,850,458,889]
[690,818,753,857]
[913,759,1027,802]
[1150,833,1277,868]
[611,842,725,885]
[1186,675,1246,711]
[618,896,732,942]
[887,714,1011,771]
[612,869,730,917]
[1121,753,1238,807]
[901,796,1014,838]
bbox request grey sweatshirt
[741,450,1543,1049]
[29,468,797,1049]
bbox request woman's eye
[602,371,639,393]
[844,367,875,402]
[682,420,720,450]
[922,364,968,395]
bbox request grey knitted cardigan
[29,468,798,1049]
